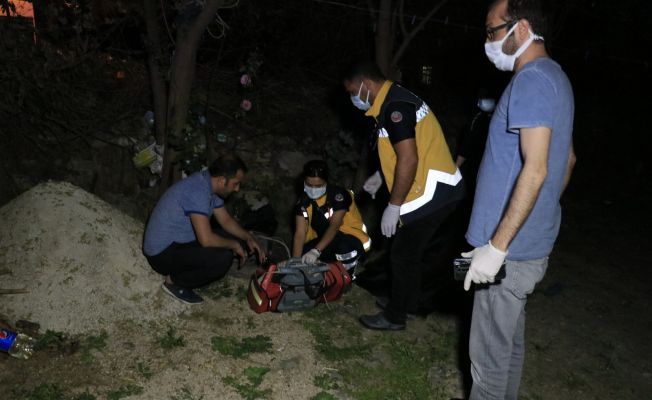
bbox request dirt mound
[0,181,186,334]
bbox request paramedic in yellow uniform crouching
[344,61,465,331]
[292,160,371,277]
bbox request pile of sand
[0,181,186,334]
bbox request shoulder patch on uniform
[390,111,403,123]
[335,193,344,202]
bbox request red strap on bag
[320,261,352,303]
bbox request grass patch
[343,334,455,400]
[84,330,108,350]
[81,330,108,364]
[223,366,271,400]
[313,374,339,390]
[170,385,204,400]
[235,284,248,299]
[106,384,143,400]
[197,278,233,300]
[19,384,96,400]
[310,392,336,400]
[301,307,371,362]
[34,330,67,350]
[22,384,65,400]
[563,371,587,391]
[301,300,457,400]
[135,361,153,380]
[157,326,186,349]
[210,335,272,358]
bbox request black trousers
[384,201,459,324]
[145,229,245,288]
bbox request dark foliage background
[0,0,650,217]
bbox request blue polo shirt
[466,58,574,260]
[143,170,224,256]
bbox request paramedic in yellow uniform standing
[344,62,465,330]
[293,160,371,278]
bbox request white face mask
[304,184,327,200]
[350,82,371,111]
[484,21,544,71]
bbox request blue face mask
[350,82,371,111]
[304,184,327,200]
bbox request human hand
[246,235,266,264]
[381,203,401,237]
[363,171,383,199]
[301,248,321,264]
[462,241,508,291]
[229,240,247,267]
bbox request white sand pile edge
[0,181,187,334]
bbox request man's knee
[204,249,234,279]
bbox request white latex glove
[381,204,401,238]
[301,248,321,264]
[363,171,383,199]
[462,241,508,291]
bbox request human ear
[517,19,531,41]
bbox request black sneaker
[161,282,204,305]
[359,312,406,331]
[374,296,418,320]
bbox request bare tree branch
[398,0,407,37]
[391,0,450,67]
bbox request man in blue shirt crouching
[143,154,265,304]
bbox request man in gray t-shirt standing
[463,0,576,398]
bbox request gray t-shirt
[466,58,574,260]
[143,170,224,256]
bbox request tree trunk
[157,0,226,192]
[375,0,393,79]
[373,0,450,81]
[143,0,167,145]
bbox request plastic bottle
[0,328,36,359]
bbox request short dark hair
[208,154,248,178]
[303,159,329,181]
[343,60,386,84]
[491,0,547,39]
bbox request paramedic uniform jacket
[295,185,371,251]
[366,81,465,225]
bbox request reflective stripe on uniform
[415,103,429,122]
[336,249,358,261]
[361,223,371,250]
[400,168,463,215]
